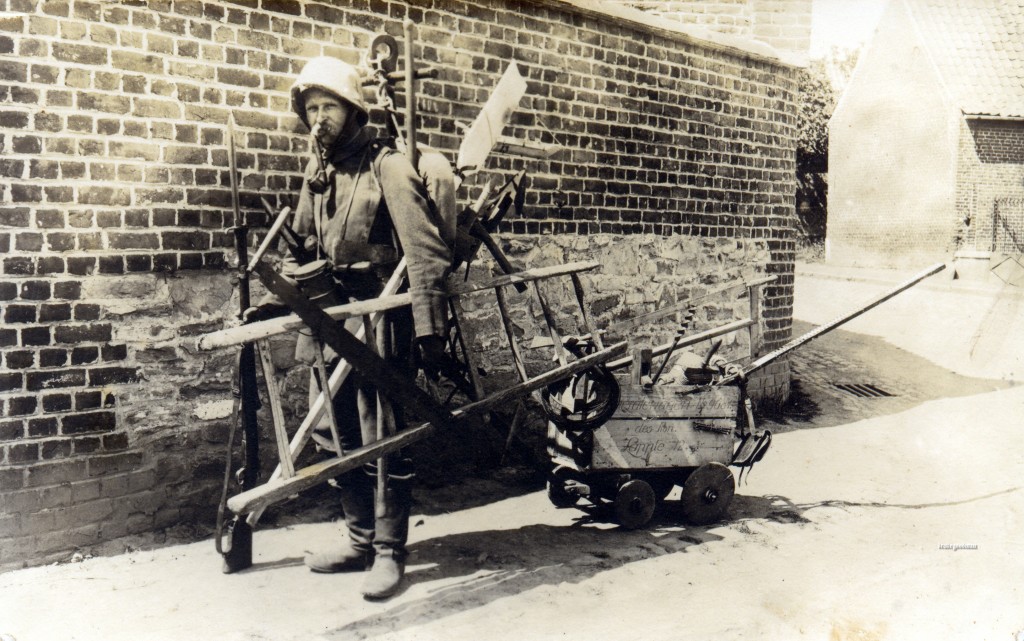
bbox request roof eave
[962,112,1024,121]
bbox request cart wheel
[614,479,656,529]
[547,478,579,508]
[680,462,735,525]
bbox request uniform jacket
[282,127,453,340]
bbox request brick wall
[608,0,812,55]
[0,0,799,570]
[957,118,1024,252]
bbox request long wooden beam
[198,261,601,350]
[227,339,628,515]
[717,262,947,385]
[197,293,413,350]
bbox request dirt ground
[1,263,1022,641]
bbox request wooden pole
[718,262,947,386]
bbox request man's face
[303,88,351,149]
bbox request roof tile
[905,0,1024,117]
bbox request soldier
[251,55,454,600]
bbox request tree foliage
[795,48,859,242]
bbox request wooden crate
[550,384,740,472]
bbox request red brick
[53,281,81,300]
[73,435,102,455]
[6,395,37,417]
[78,92,130,114]
[54,323,111,343]
[28,417,59,437]
[61,410,116,435]
[70,346,98,364]
[73,304,101,321]
[37,257,65,274]
[75,390,114,410]
[79,186,130,206]
[58,497,114,527]
[41,393,72,413]
[4,350,32,368]
[0,420,23,441]
[8,442,40,463]
[26,369,86,391]
[67,257,96,275]
[0,372,23,392]
[18,326,49,344]
[0,513,20,538]
[39,348,67,367]
[4,304,35,323]
[40,438,72,460]
[52,42,107,65]
[98,256,124,274]
[19,279,50,299]
[88,366,140,386]
[108,232,160,250]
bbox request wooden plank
[312,344,343,456]
[198,261,600,351]
[256,339,294,479]
[570,272,604,350]
[630,348,652,385]
[228,423,436,515]
[227,340,628,515]
[450,298,485,400]
[495,286,529,383]
[531,280,568,366]
[196,293,413,350]
[613,384,740,419]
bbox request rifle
[217,115,262,574]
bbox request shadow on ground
[318,480,1024,640]
[759,321,1014,433]
[321,502,737,640]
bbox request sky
[810,0,889,58]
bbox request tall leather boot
[361,470,413,600]
[305,471,375,573]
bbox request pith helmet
[291,56,369,128]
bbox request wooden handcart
[544,263,947,529]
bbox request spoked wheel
[680,462,735,525]
[614,479,656,530]
[542,366,620,431]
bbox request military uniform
[264,56,454,600]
